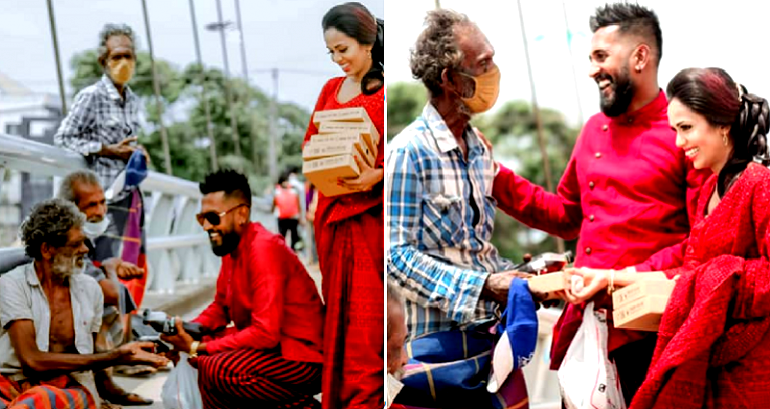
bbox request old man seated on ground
[0,198,167,408]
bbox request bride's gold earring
[723,133,729,146]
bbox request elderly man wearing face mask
[55,23,153,318]
[54,23,149,201]
[386,9,535,409]
[160,169,325,409]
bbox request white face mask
[83,216,110,239]
[386,373,404,408]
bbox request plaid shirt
[54,75,140,196]
[386,103,515,339]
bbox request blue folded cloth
[488,277,538,392]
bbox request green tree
[386,81,427,141]
[475,101,579,261]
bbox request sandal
[113,365,157,377]
[106,392,154,406]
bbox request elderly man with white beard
[0,199,167,409]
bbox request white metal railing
[0,132,561,405]
[0,132,277,297]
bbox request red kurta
[303,77,384,409]
[492,91,710,365]
[631,163,770,409]
[193,222,324,363]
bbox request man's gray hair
[410,9,473,97]
[21,198,85,260]
[97,23,137,66]
[58,170,101,204]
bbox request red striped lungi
[0,374,96,409]
[196,348,322,409]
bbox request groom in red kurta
[491,4,709,405]
[161,170,324,409]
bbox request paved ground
[112,262,321,408]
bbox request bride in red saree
[563,67,770,409]
[302,3,384,408]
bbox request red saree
[303,77,384,409]
[631,163,770,409]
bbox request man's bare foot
[97,373,153,407]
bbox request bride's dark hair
[667,67,770,197]
[322,2,384,95]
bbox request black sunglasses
[196,204,249,226]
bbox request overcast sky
[0,0,383,111]
[386,0,770,126]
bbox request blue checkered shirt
[386,103,515,339]
[54,75,140,197]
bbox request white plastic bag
[161,353,203,409]
[558,302,626,409]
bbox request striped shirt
[386,103,515,339]
[54,75,140,198]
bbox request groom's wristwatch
[189,341,200,358]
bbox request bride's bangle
[607,270,616,294]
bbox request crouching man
[160,170,325,408]
[0,199,167,408]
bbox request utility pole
[45,0,67,116]
[517,0,565,253]
[268,68,279,182]
[233,0,260,168]
[188,0,218,171]
[434,0,441,9]
[234,0,249,83]
[141,0,173,175]
[214,0,242,157]
[562,0,584,126]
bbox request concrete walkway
[113,261,322,408]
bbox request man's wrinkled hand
[116,261,144,280]
[481,270,529,304]
[102,257,143,280]
[118,341,169,367]
[100,136,138,161]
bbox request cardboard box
[313,107,372,126]
[302,153,361,197]
[307,133,375,167]
[527,272,565,300]
[612,279,676,309]
[318,121,380,157]
[613,295,669,332]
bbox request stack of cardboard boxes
[612,279,675,331]
[302,107,380,197]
